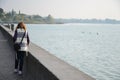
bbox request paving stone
[0,30,23,80]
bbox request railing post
[11,23,14,31]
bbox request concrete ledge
[0,24,95,80]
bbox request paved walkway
[0,29,23,80]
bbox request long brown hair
[16,22,26,31]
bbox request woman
[13,22,30,75]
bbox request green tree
[5,12,12,21]
[45,14,54,23]
[0,8,5,21]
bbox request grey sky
[0,0,120,20]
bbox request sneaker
[18,71,22,75]
[14,69,18,73]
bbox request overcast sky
[0,0,120,20]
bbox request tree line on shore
[55,18,120,24]
[0,8,120,24]
[0,8,55,24]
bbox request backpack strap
[19,31,26,44]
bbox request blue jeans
[15,51,26,71]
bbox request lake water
[26,23,120,80]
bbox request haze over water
[1,0,120,20]
[27,23,120,80]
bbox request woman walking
[13,22,30,75]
